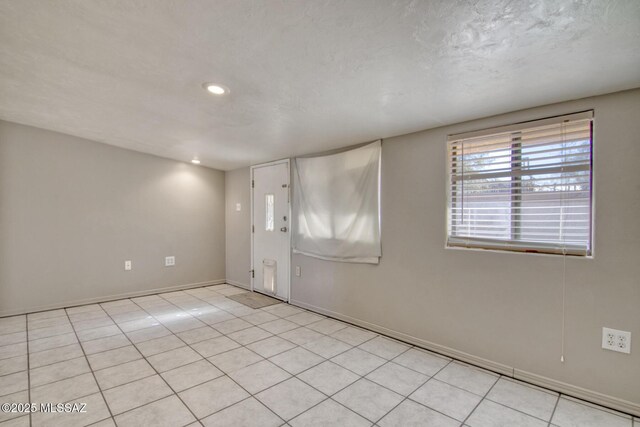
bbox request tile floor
[0,284,637,427]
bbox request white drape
[292,141,381,264]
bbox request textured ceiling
[1,0,639,170]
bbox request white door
[251,160,290,301]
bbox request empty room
[0,1,639,426]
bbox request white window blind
[447,111,593,256]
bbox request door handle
[280,227,288,232]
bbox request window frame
[445,111,594,257]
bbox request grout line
[99,301,202,425]
[62,307,115,426]
[379,358,454,424]
[460,372,501,426]
[548,394,561,427]
[151,292,287,424]
[25,316,32,427]
[8,284,638,424]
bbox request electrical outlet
[295,266,301,277]
[124,260,132,271]
[236,203,241,212]
[165,256,175,267]
[602,327,631,354]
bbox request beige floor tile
[29,343,83,368]
[333,379,403,423]
[176,326,221,344]
[29,356,90,387]
[207,347,264,373]
[358,336,410,360]
[229,360,291,394]
[161,359,223,392]
[247,336,296,358]
[410,378,482,421]
[289,398,371,427]
[0,355,27,376]
[0,371,27,397]
[486,377,558,421]
[269,347,324,375]
[190,336,240,358]
[302,336,351,359]
[285,311,325,327]
[29,332,78,353]
[279,327,324,346]
[115,395,196,427]
[434,362,498,396]
[201,397,283,427]
[136,335,185,357]
[147,346,202,372]
[256,377,325,421]
[550,397,632,427]
[212,318,253,335]
[467,400,548,427]
[331,326,377,346]
[392,348,450,376]
[0,391,28,423]
[379,399,459,427]
[102,375,173,415]
[331,348,386,376]
[366,362,428,396]
[125,324,172,344]
[86,345,142,370]
[227,326,273,345]
[0,332,26,347]
[31,372,98,403]
[297,361,360,396]
[0,343,27,361]
[260,319,299,335]
[306,318,348,335]
[94,359,156,390]
[179,376,249,418]
[31,392,111,427]
[241,311,279,325]
[76,325,121,342]
[81,334,130,355]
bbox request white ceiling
[1,1,639,170]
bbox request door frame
[250,158,291,302]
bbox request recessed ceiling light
[191,158,201,164]
[202,83,228,95]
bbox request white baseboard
[290,298,640,418]
[0,279,226,318]
[225,280,250,290]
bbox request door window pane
[265,194,275,231]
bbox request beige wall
[225,167,251,288]
[0,121,226,315]
[225,89,640,413]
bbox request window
[447,111,593,256]
[265,194,274,231]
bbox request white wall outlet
[236,203,242,212]
[124,260,132,271]
[602,327,631,354]
[295,266,301,277]
[165,256,175,267]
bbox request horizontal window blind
[447,111,593,256]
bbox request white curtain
[292,141,381,264]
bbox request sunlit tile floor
[0,284,637,427]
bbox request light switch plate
[124,260,132,271]
[165,256,175,267]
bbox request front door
[251,160,290,301]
